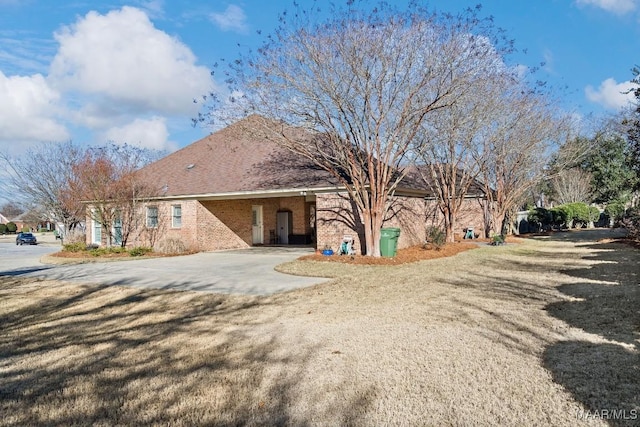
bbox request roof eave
[148,185,347,201]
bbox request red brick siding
[315,193,486,253]
[199,196,308,250]
[88,194,486,253]
[315,193,365,253]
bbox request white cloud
[210,5,249,33]
[575,0,637,14]
[585,78,638,109]
[49,6,213,122]
[0,71,69,143]
[542,49,555,74]
[137,0,165,19]
[103,116,176,151]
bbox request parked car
[16,232,38,245]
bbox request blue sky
[0,0,638,156]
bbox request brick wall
[315,193,365,253]
[199,196,308,250]
[87,194,487,253]
[315,192,487,253]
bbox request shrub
[6,222,17,233]
[424,226,446,249]
[527,208,551,231]
[0,224,6,234]
[63,230,87,244]
[88,246,127,257]
[587,206,600,227]
[622,207,640,240]
[490,234,504,245]
[549,202,602,229]
[63,242,87,252]
[551,205,573,229]
[605,200,626,226]
[129,246,153,257]
[566,202,590,228]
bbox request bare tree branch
[199,2,513,256]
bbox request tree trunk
[362,207,383,257]
[443,208,456,243]
[481,200,493,238]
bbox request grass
[0,229,637,426]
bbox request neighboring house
[10,210,56,232]
[86,116,487,253]
[0,212,9,225]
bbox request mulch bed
[298,241,482,265]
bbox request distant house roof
[138,116,342,199]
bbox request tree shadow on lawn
[437,231,638,424]
[541,236,639,426]
[0,278,374,426]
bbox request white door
[252,205,263,244]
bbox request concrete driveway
[0,234,327,295]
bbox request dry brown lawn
[0,229,637,426]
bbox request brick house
[86,116,487,253]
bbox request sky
[0,0,639,158]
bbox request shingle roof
[401,165,487,198]
[138,115,487,200]
[138,116,340,197]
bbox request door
[277,211,292,244]
[252,205,263,244]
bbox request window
[172,204,182,228]
[113,212,122,246]
[92,217,102,245]
[146,206,158,228]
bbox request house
[86,116,487,253]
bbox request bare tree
[199,2,512,256]
[73,143,161,247]
[1,141,85,241]
[477,87,571,238]
[551,168,592,204]
[416,73,510,242]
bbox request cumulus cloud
[103,116,175,151]
[575,0,637,14]
[210,5,249,33]
[585,78,638,109]
[49,6,213,121]
[0,71,69,143]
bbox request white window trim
[171,204,182,228]
[146,206,158,228]
[91,209,102,245]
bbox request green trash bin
[380,227,401,257]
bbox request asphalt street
[0,234,327,295]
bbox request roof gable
[138,116,339,197]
